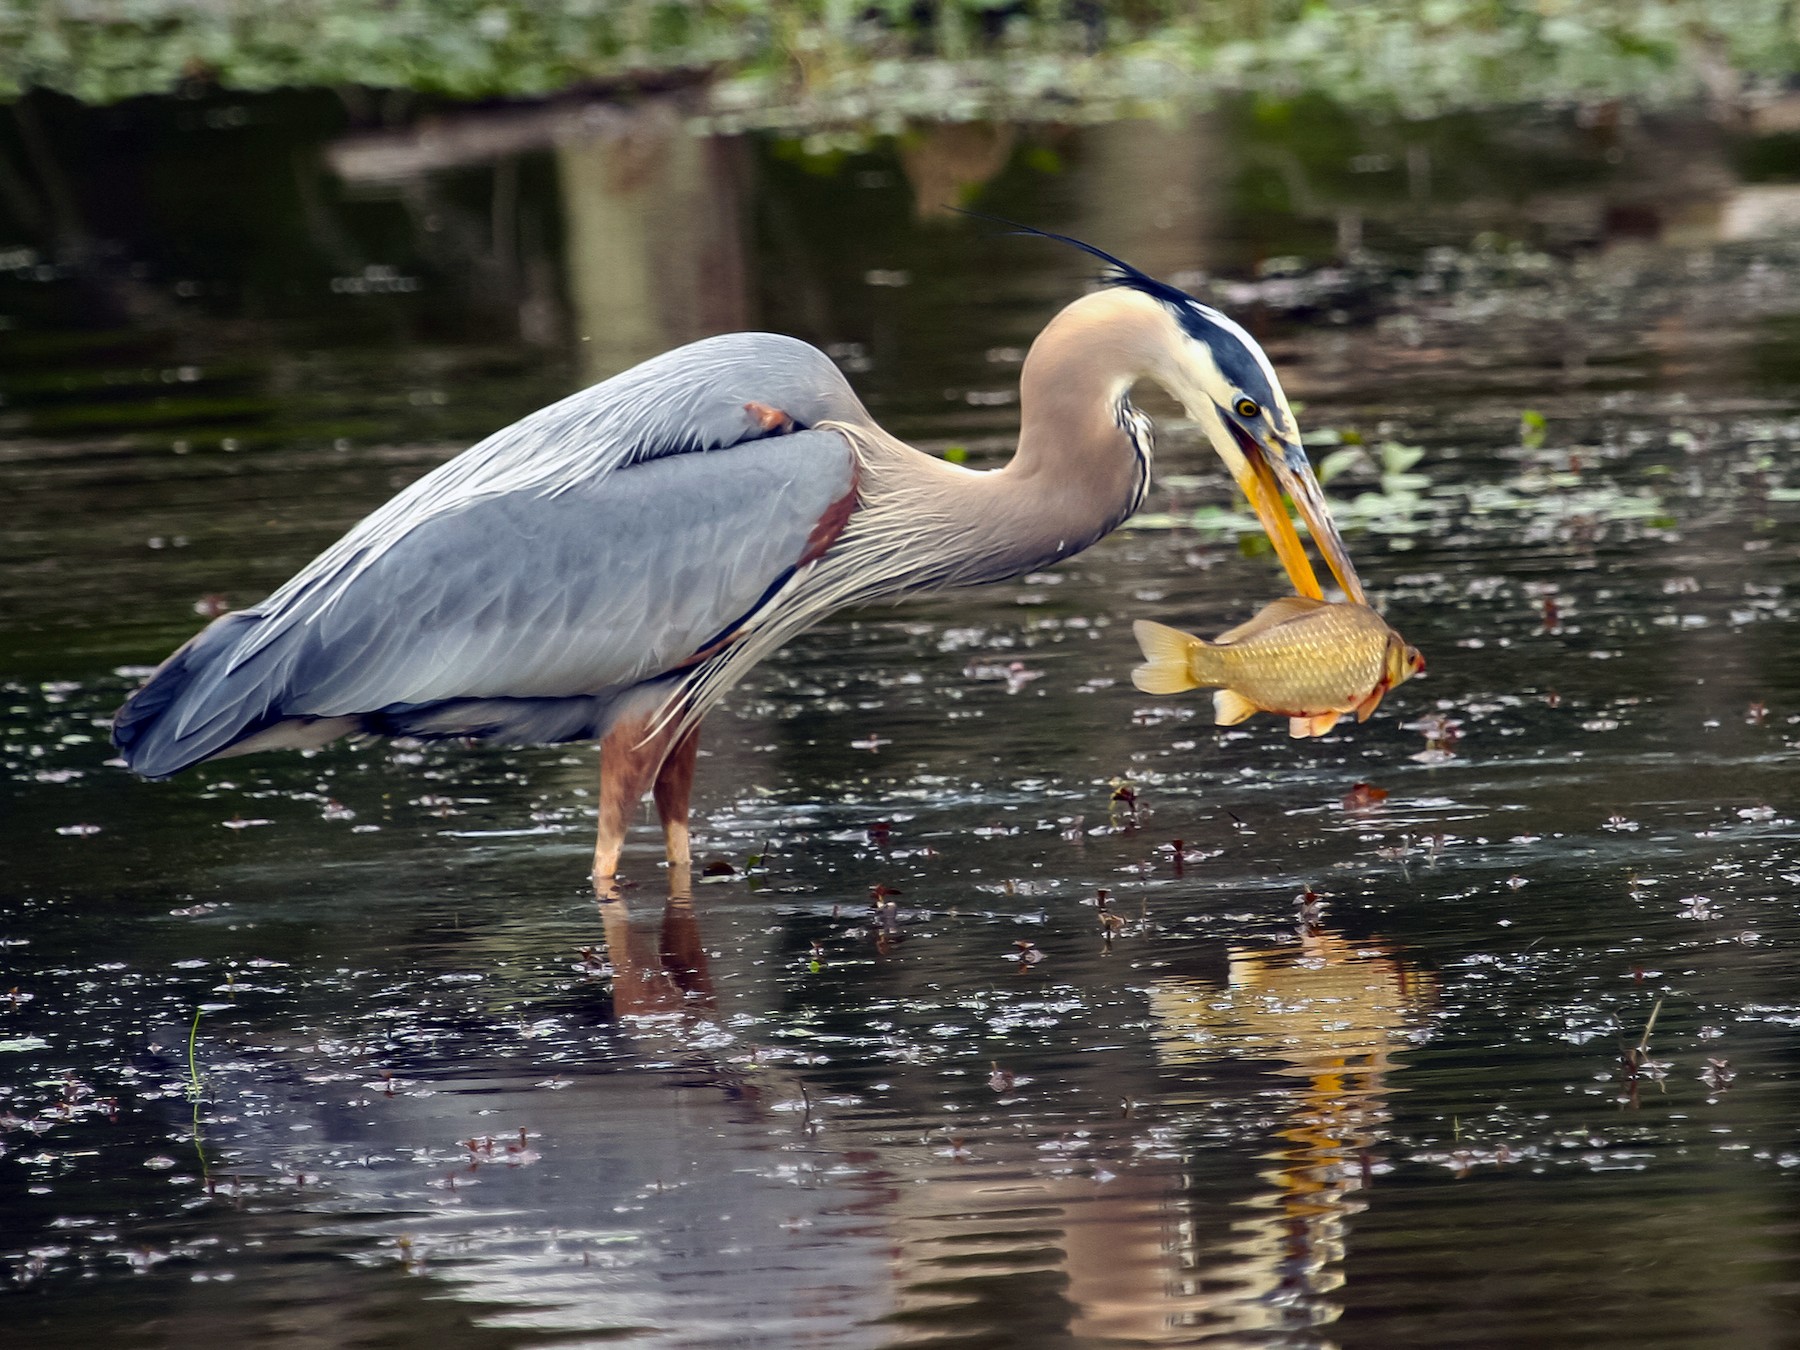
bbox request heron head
[995,216,1365,604]
[1146,293,1364,605]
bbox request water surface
[3,93,1800,1347]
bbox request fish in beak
[1225,419,1365,605]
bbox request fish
[1130,596,1424,739]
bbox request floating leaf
[1341,782,1389,811]
[1380,441,1426,476]
[1318,445,1368,485]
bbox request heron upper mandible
[114,230,1364,881]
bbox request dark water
[4,91,1800,1347]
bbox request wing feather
[237,333,868,663]
[115,384,862,777]
[296,431,856,711]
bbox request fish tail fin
[1213,689,1259,726]
[1131,620,1203,695]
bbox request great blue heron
[114,232,1363,880]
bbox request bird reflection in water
[1148,915,1435,1337]
[580,878,1431,1340]
[593,870,715,1021]
[874,912,1434,1343]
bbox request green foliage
[0,0,769,103]
[4,0,1799,116]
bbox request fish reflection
[1148,926,1435,1336]
[875,925,1431,1343]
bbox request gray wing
[243,332,870,652]
[115,334,868,776]
[289,430,856,711]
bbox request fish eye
[1234,397,1260,419]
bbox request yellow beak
[1232,431,1365,604]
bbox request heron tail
[115,610,626,777]
[112,611,294,778]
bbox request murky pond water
[4,92,1800,1347]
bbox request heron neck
[984,288,1179,570]
[1012,314,1144,482]
[838,289,1180,590]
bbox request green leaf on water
[1121,511,1184,530]
[1380,441,1425,476]
[1520,409,1547,450]
[1188,504,1261,534]
[1318,446,1367,485]
[942,445,969,464]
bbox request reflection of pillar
[884,1175,1197,1342]
[898,122,1016,219]
[557,104,752,384]
[1068,115,1224,276]
[1061,1189,1196,1342]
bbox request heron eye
[1234,398,1260,418]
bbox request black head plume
[949,207,1201,312]
[952,207,1279,414]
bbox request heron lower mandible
[114,231,1364,881]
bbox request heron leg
[652,726,700,871]
[594,716,666,882]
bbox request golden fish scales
[1131,596,1424,739]
[1203,602,1392,711]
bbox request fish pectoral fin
[1131,620,1199,695]
[1289,711,1342,739]
[1214,595,1329,644]
[1353,686,1387,722]
[1213,689,1260,726]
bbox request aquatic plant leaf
[1341,782,1389,811]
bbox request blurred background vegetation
[5,0,1800,123]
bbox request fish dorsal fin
[1215,595,1328,644]
[1131,620,1199,695]
[1213,689,1259,726]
